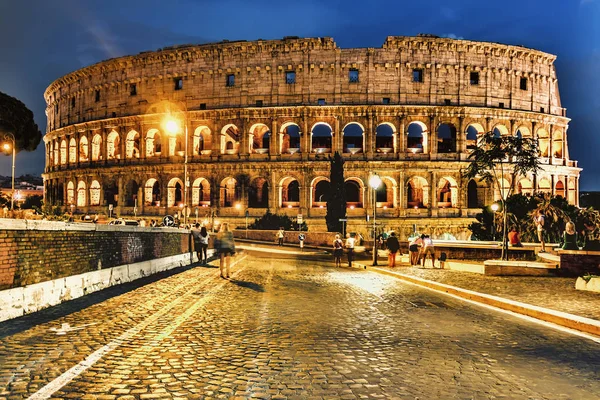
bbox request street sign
[338,218,347,222]
[297,214,303,224]
[163,215,175,227]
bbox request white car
[108,219,139,226]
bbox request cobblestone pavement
[376,265,600,321]
[1,254,599,399]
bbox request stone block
[0,287,24,322]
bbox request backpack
[334,239,343,249]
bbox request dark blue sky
[1,0,598,189]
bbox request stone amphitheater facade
[42,35,580,239]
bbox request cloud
[441,33,465,40]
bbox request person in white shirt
[345,233,356,268]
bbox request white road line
[27,256,247,400]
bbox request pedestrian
[408,235,423,266]
[535,210,546,252]
[561,221,578,250]
[333,234,344,267]
[139,219,146,227]
[150,219,156,227]
[386,232,400,267]
[298,233,306,251]
[276,227,285,246]
[381,231,389,250]
[191,223,202,261]
[421,234,436,268]
[508,227,523,247]
[215,222,235,279]
[345,233,355,268]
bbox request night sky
[1,0,598,190]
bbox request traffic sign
[338,218,347,222]
[163,215,175,227]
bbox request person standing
[191,223,202,262]
[408,235,423,266]
[198,226,210,263]
[298,233,306,251]
[333,234,344,267]
[345,233,356,268]
[421,234,436,268]
[386,232,400,267]
[215,222,235,279]
[277,227,285,246]
[535,211,546,252]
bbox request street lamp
[369,173,382,266]
[1,132,16,211]
[165,116,189,226]
[491,202,499,241]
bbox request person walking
[535,210,546,252]
[333,234,344,267]
[561,221,579,250]
[409,235,423,266]
[386,232,400,267]
[191,223,203,262]
[421,234,436,268]
[198,226,210,263]
[345,233,356,268]
[277,227,285,246]
[215,222,235,279]
[298,233,306,251]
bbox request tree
[325,152,346,232]
[248,211,307,231]
[462,131,541,260]
[0,91,42,152]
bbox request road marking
[27,256,247,400]
[48,322,98,335]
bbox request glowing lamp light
[411,148,418,154]
[287,205,292,208]
[319,205,324,208]
[369,174,382,190]
[165,119,179,135]
[350,205,355,209]
[414,206,418,210]
[383,206,387,209]
[235,203,241,210]
[491,203,500,212]
[2,143,10,152]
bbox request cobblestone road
[1,254,599,399]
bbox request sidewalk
[237,241,600,336]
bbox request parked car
[108,219,139,226]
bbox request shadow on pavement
[229,279,265,292]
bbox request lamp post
[491,202,499,241]
[2,132,16,211]
[165,115,189,226]
[369,173,382,266]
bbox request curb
[360,264,600,337]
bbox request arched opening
[67,181,75,205]
[250,124,270,153]
[53,141,59,166]
[104,181,118,207]
[144,178,161,206]
[91,134,102,161]
[191,178,211,207]
[68,138,77,163]
[467,179,479,208]
[375,123,394,153]
[466,123,484,150]
[537,128,550,157]
[517,178,534,197]
[555,180,565,198]
[492,125,509,138]
[77,181,87,207]
[220,177,238,207]
[126,130,140,159]
[552,130,563,158]
[79,136,89,161]
[145,129,162,157]
[249,177,269,208]
[167,178,184,207]
[311,123,332,153]
[60,139,67,165]
[407,122,426,153]
[406,176,428,208]
[106,130,120,160]
[342,123,364,154]
[312,179,331,207]
[538,178,552,194]
[194,126,212,155]
[438,177,458,208]
[495,178,511,201]
[89,180,101,206]
[221,125,240,155]
[437,123,457,153]
[124,180,140,207]
[281,123,301,154]
[281,177,300,208]
[345,179,362,208]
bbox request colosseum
[42,35,580,239]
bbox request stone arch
[191,177,211,207]
[467,179,486,208]
[437,123,457,153]
[79,136,89,161]
[555,180,565,198]
[67,181,75,205]
[375,123,395,153]
[89,180,101,206]
[249,123,271,153]
[492,124,509,137]
[280,122,301,154]
[515,126,531,138]
[311,177,331,207]
[465,123,484,150]
[495,177,511,200]
[60,139,67,165]
[106,130,120,160]
[220,177,239,207]
[378,176,397,208]
[311,122,332,153]
[144,178,161,206]
[145,129,162,157]
[104,179,118,207]
[437,176,458,208]
[125,130,140,159]
[344,177,364,208]
[91,134,102,161]
[552,130,563,158]
[68,138,77,163]
[406,176,429,208]
[53,140,59,166]
[221,124,240,155]
[124,179,140,207]
[342,122,364,154]
[537,128,550,157]
[193,126,212,155]
[167,177,184,207]
[406,121,427,153]
[280,176,300,208]
[77,180,87,207]
[517,177,534,196]
[538,177,552,194]
[248,177,269,208]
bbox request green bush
[248,211,307,231]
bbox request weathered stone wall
[0,219,191,290]
[558,250,600,276]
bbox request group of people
[333,233,357,267]
[408,234,439,267]
[191,222,236,279]
[507,210,580,251]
